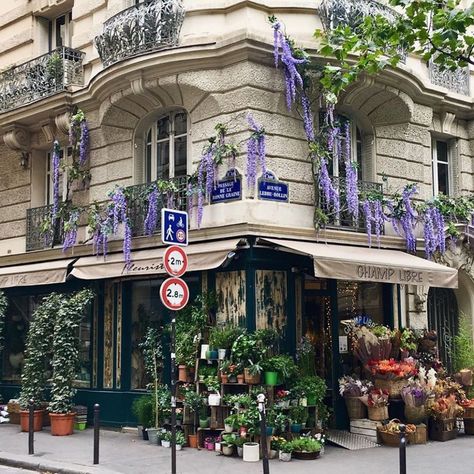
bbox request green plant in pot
[183,387,203,443]
[132,395,154,440]
[199,404,209,428]
[175,430,186,450]
[289,405,308,433]
[244,360,263,385]
[49,289,94,436]
[296,375,327,407]
[19,293,60,432]
[209,325,244,360]
[221,433,237,456]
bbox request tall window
[49,12,72,49]
[432,139,451,196]
[145,110,188,182]
[45,148,70,206]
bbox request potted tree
[19,293,59,432]
[183,388,203,448]
[132,395,154,440]
[140,327,163,442]
[49,290,94,436]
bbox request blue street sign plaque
[258,171,289,202]
[210,169,242,204]
[161,208,188,247]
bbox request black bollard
[28,399,34,456]
[399,423,407,474]
[93,404,100,465]
[257,394,270,474]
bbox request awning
[71,239,242,280]
[260,238,458,288]
[0,259,75,288]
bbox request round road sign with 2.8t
[163,246,188,277]
[160,277,189,311]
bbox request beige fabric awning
[261,238,458,288]
[71,239,242,280]
[0,259,75,288]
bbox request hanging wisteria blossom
[62,210,80,252]
[51,140,61,221]
[197,145,215,228]
[144,185,158,236]
[343,121,359,220]
[246,114,267,189]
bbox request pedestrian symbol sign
[161,208,188,246]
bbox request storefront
[0,235,457,427]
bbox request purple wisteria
[109,187,132,266]
[51,140,61,220]
[79,120,89,166]
[197,145,215,228]
[69,110,90,166]
[272,20,308,110]
[246,114,267,189]
[301,93,315,142]
[319,158,340,217]
[344,121,359,220]
[423,206,446,259]
[62,210,80,252]
[144,185,158,236]
[362,200,372,247]
[401,185,418,253]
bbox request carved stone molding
[441,112,456,135]
[54,111,71,135]
[3,125,30,151]
[41,122,55,143]
[413,285,429,313]
[437,238,474,282]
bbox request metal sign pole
[171,312,177,474]
[257,394,270,474]
[399,424,407,474]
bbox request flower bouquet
[427,394,463,441]
[368,359,417,398]
[338,376,373,420]
[460,399,474,435]
[353,326,393,364]
[377,419,417,446]
[401,382,428,424]
[275,390,290,409]
[361,388,389,421]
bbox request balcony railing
[429,59,470,95]
[317,176,384,232]
[0,47,84,114]
[26,205,64,252]
[127,176,188,238]
[94,0,185,68]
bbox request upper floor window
[46,147,71,206]
[432,139,451,196]
[49,12,72,49]
[144,110,188,182]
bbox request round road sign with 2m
[160,277,189,311]
[163,246,188,277]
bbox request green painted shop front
[0,238,395,428]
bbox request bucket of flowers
[427,394,463,441]
[368,359,417,398]
[401,382,428,425]
[361,388,389,421]
[338,376,372,420]
[460,399,474,435]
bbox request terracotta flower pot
[49,412,76,436]
[221,374,229,384]
[188,434,198,448]
[244,368,261,385]
[237,374,245,384]
[178,365,188,383]
[20,410,44,432]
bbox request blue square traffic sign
[161,208,188,246]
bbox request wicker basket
[368,406,389,421]
[293,450,321,460]
[345,397,367,420]
[377,428,401,447]
[404,405,426,425]
[463,406,474,419]
[374,378,407,399]
[429,418,458,442]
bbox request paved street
[0,424,473,474]
[0,467,35,473]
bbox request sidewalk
[0,424,473,474]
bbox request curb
[0,454,117,474]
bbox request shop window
[432,139,452,196]
[144,110,188,183]
[74,314,92,388]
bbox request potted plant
[204,376,221,406]
[49,290,94,436]
[235,436,246,457]
[338,376,372,420]
[263,355,298,386]
[244,361,263,385]
[209,326,243,360]
[270,436,285,459]
[297,375,327,407]
[176,329,196,382]
[18,293,60,432]
[221,433,237,456]
[243,441,260,462]
[175,430,186,451]
[183,388,203,448]
[360,388,389,421]
[427,394,463,441]
[275,389,291,409]
[132,395,154,440]
[291,436,321,460]
[199,404,209,428]
[220,360,232,384]
[278,440,293,462]
[289,405,307,433]
[161,430,172,448]
[204,436,215,451]
[368,359,417,398]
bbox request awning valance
[260,238,458,288]
[0,259,75,288]
[71,239,242,280]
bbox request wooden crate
[412,424,427,444]
[350,418,382,442]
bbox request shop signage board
[159,277,189,311]
[258,171,289,202]
[163,246,188,277]
[161,209,188,246]
[210,169,242,204]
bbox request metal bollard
[257,394,270,474]
[28,399,34,456]
[93,404,100,465]
[399,423,407,474]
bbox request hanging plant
[109,186,132,268]
[246,113,267,189]
[62,209,80,252]
[51,140,61,221]
[0,291,7,356]
[144,184,158,236]
[343,121,359,221]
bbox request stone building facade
[0,0,472,426]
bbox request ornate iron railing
[127,175,188,238]
[428,59,470,95]
[0,47,84,114]
[317,176,384,232]
[26,204,65,252]
[94,0,185,68]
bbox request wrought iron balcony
[0,47,84,114]
[127,175,188,238]
[94,0,185,68]
[317,176,384,232]
[428,59,470,95]
[26,204,65,252]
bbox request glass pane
[145,129,152,183]
[56,15,66,48]
[437,141,448,163]
[174,112,187,136]
[438,162,449,195]
[174,136,187,177]
[157,142,170,179]
[74,317,91,388]
[131,280,165,390]
[157,117,170,141]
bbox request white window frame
[331,120,362,179]
[45,147,70,206]
[50,11,72,49]
[432,138,452,196]
[145,110,188,182]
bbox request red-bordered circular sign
[163,246,188,277]
[160,277,190,311]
